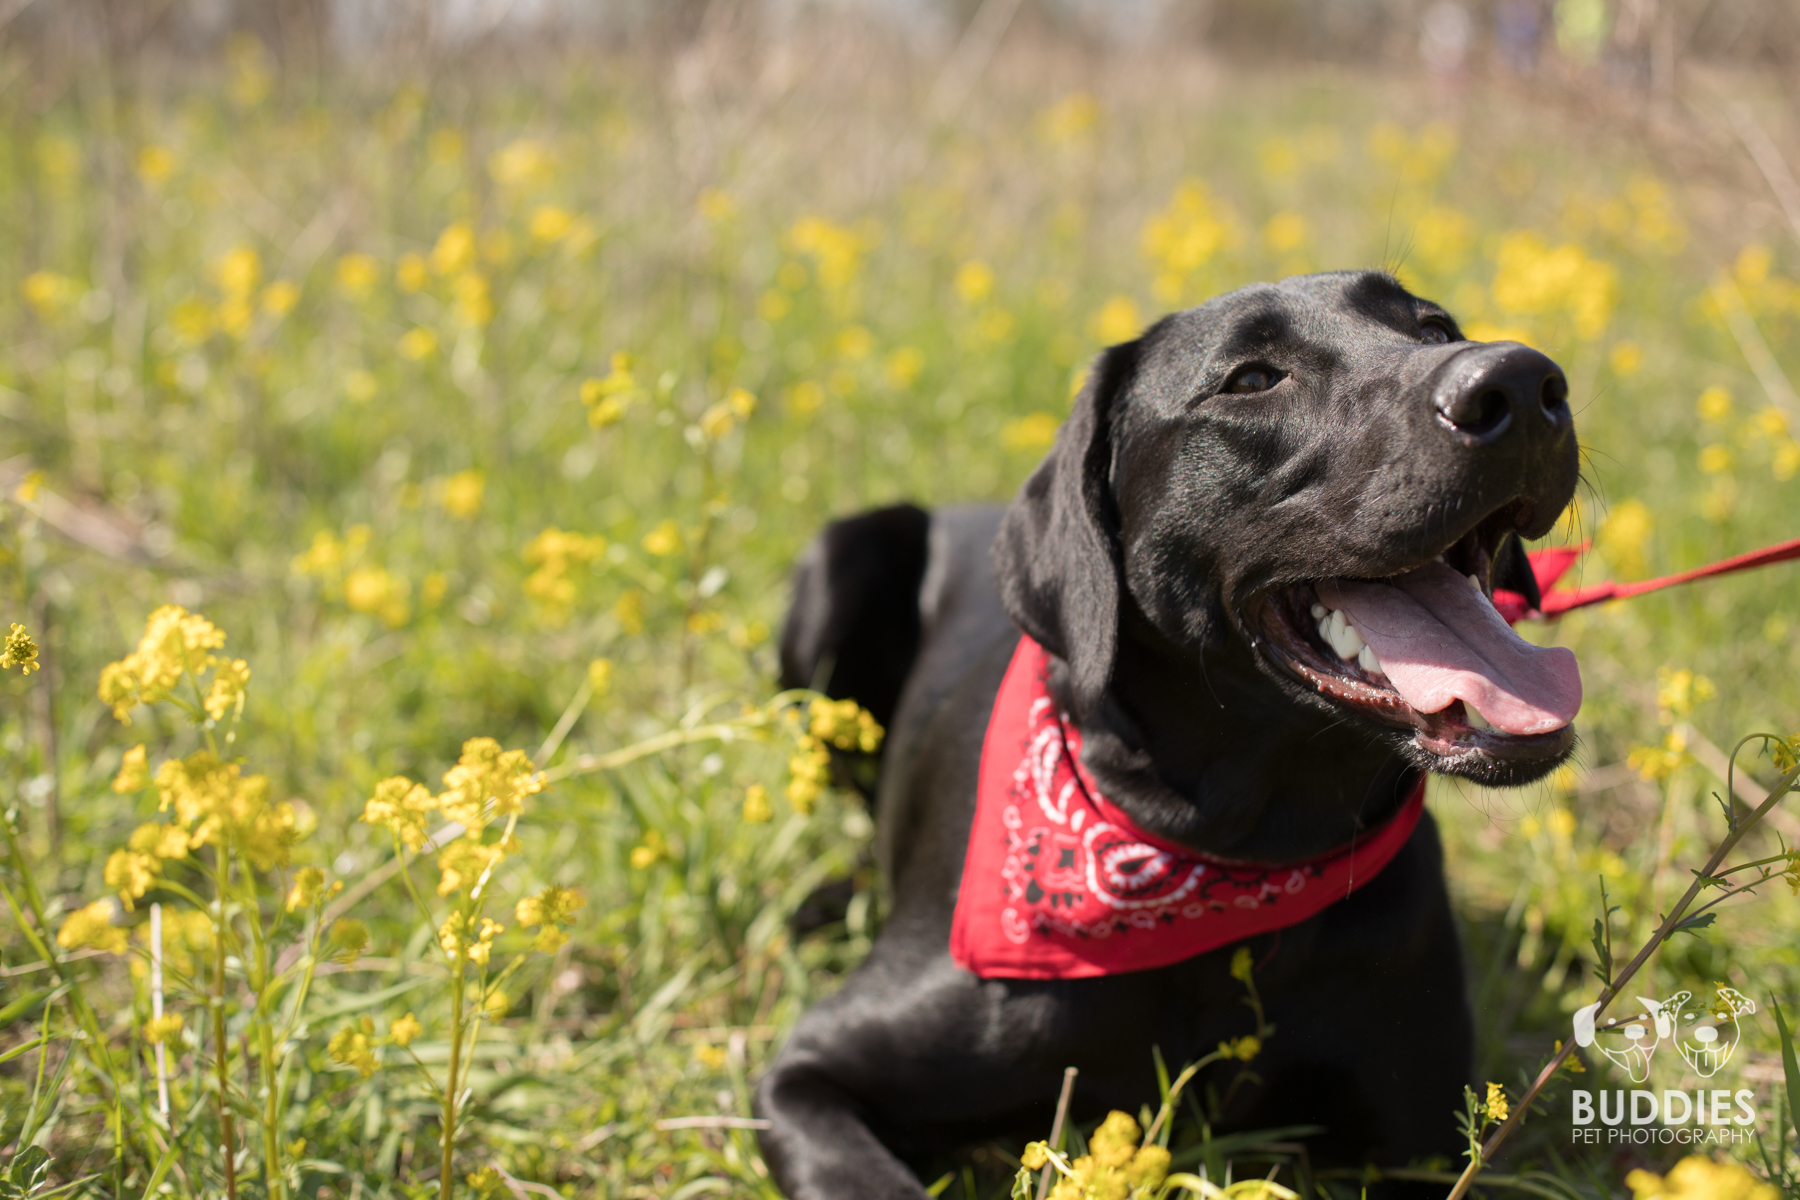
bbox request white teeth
[1465,704,1493,732]
[1468,573,1482,592]
[1357,644,1383,674]
[1317,607,1366,661]
[1310,602,1328,619]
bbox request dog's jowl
[756,271,1582,1197]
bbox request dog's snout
[1432,344,1570,445]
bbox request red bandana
[949,636,1427,980]
[948,536,1800,979]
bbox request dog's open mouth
[1257,516,1580,770]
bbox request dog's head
[994,271,1581,787]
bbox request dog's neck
[1058,616,1419,863]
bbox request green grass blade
[1772,997,1800,1139]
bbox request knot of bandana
[949,636,1427,980]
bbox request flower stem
[439,960,466,1200]
[213,849,238,1200]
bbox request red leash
[1495,535,1800,623]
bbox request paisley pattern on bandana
[949,636,1427,980]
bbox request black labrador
[758,271,1580,1196]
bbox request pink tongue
[1316,561,1581,736]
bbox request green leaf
[1772,997,1800,1139]
[0,984,58,1028]
[0,1146,50,1198]
[1669,913,1717,938]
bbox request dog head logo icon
[1673,986,1756,1077]
[1572,992,1689,1084]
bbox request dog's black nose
[1432,343,1569,444]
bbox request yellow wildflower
[529,205,575,242]
[154,751,291,868]
[1595,498,1653,579]
[138,145,176,184]
[56,900,126,955]
[397,327,438,360]
[144,1012,184,1044]
[104,850,158,909]
[261,280,299,318]
[1222,1034,1261,1060]
[1141,180,1230,302]
[327,918,368,963]
[785,215,866,292]
[743,783,772,824]
[1021,1142,1051,1171]
[580,351,640,427]
[112,745,149,793]
[212,246,260,299]
[390,1012,423,1047]
[435,836,513,897]
[129,821,190,861]
[516,884,585,929]
[787,739,830,814]
[344,566,409,626]
[587,658,613,694]
[286,866,326,912]
[630,828,669,869]
[203,658,251,722]
[482,988,510,1019]
[641,519,683,557]
[808,697,884,753]
[328,1022,378,1078]
[431,222,476,276]
[468,918,504,966]
[1001,412,1060,451]
[13,470,44,503]
[1490,231,1616,340]
[336,253,380,298]
[1698,444,1733,474]
[1090,295,1142,345]
[396,253,429,292]
[1484,1081,1509,1122]
[1127,1144,1171,1190]
[1264,211,1308,253]
[450,270,492,326]
[436,737,544,832]
[439,469,485,518]
[2,624,40,674]
[954,260,995,305]
[1656,667,1715,725]
[1627,1157,1776,1200]
[1630,729,1693,782]
[363,776,438,851]
[1230,945,1254,982]
[96,605,226,722]
[698,402,737,440]
[489,138,554,190]
[887,346,924,388]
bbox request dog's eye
[1223,365,1282,394]
[1421,320,1454,345]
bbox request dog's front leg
[755,949,1064,1200]
[754,1048,934,1200]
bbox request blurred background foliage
[3,0,1800,1196]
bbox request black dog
[759,271,1580,1196]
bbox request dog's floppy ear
[992,338,1141,718]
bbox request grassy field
[3,22,1800,1200]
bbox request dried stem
[1445,755,1800,1200]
